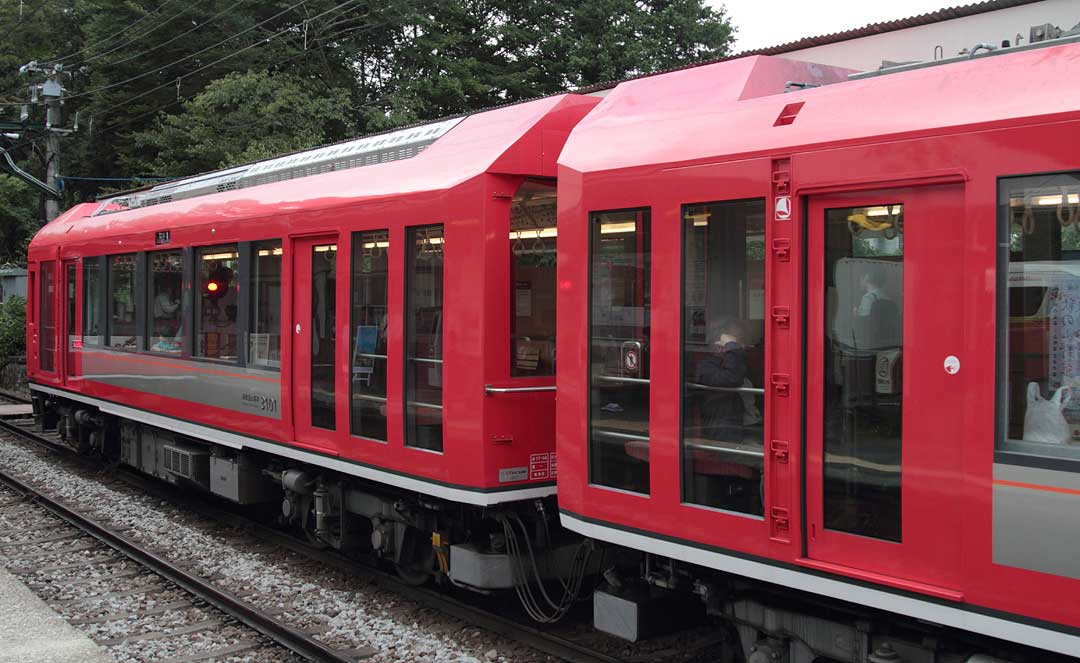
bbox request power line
[107,0,248,68]
[55,0,315,104]
[73,0,217,68]
[47,0,186,66]
[95,0,363,117]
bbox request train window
[310,242,337,430]
[681,199,766,515]
[405,225,444,452]
[195,245,239,362]
[108,254,139,350]
[39,261,56,372]
[510,180,557,376]
[249,241,282,369]
[66,263,76,375]
[823,204,904,542]
[351,231,389,441]
[83,258,105,346]
[147,250,184,354]
[589,209,651,494]
[998,172,1080,464]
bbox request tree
[126,70,354,176]
[0,175,39,265]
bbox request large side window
[681,199,766,515]
[405,225,444,451]
[249,241,282,369]
[39,261,55,372]
[589,209,651,494]
[148,250,184,354]
[83,258,105,346]
[108,254,138,349]
[510,180,557,376]
[999,172,1080,463]
[351,231,389,441]
[195,245,239,361]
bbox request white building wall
[778,0,1080,72]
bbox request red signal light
[207,281,219,293]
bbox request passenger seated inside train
[684,319,764,515]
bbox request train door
[804,185,964,593]
[63,260,78,382]
[292,236,339,452]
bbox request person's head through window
[856,267,888,317]
[710,319,745,354]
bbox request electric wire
[94,0,365,117]
[45,0,186,66]
[499,512,594,624]
[106,0,248,68]
[72,0,217,68]
[46,0,316,104]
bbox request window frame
[81,256,106,347]
[678,197,767,517]
[509,178,558,378]
[995,170,1080,472]
[350,230,390,442]
[105,252,141,351]
[586,206,652,495]
[145,248,186,356]
[403,224,445,453]
[39,260,56,373]
[247,239,282,371]
[193,243,241,364]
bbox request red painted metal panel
[556,45,1080,644]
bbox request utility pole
[4,61,74,222]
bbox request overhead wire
[94,0,365,117]
[105,0,249,68]
[46,0,186,66]
[44,0,316,104]
[72,0,217,68]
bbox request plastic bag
[1023,382,1071,445]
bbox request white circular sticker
[943,355,960,375]
[295,323,302,335]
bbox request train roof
[559,41,1080,175]
[34,93,597,248]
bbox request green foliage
[126,70,353,176]
[0,175,39,265]
[1,0,735,217]
[0,295,26,359]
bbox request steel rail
[0,422,357,663]
[0,415,626,663]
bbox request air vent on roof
[95,116,465,215]
[774,102,805,127]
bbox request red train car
[556,43,1080,659]
[27,93,596,585]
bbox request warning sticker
[529,452,558,480]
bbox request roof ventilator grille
[95,116,464,215]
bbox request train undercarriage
[32,391,1055,663]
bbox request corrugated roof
[745,0,1044,56]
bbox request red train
[27,35,1080,662]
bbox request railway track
[0,401,657,663]
[0,468,358,663]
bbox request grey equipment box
[210,456,273,504]
[594,586,703,642]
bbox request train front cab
[556,46,1080,659]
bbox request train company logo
[775,196,792,221]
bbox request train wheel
[395,526,436,586]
